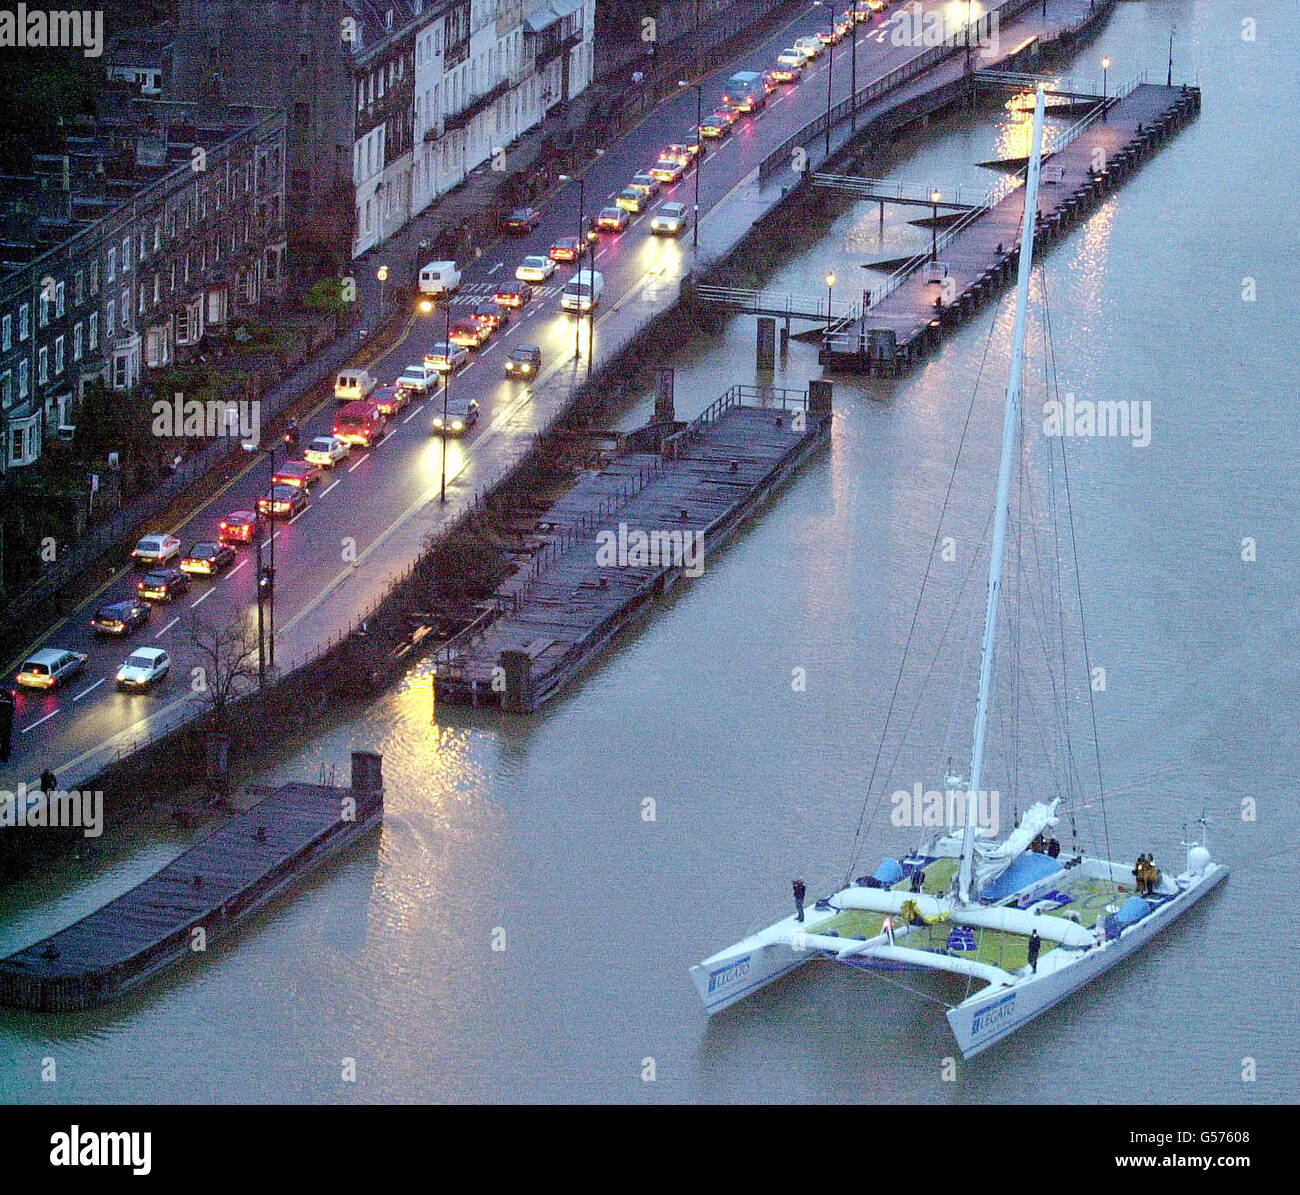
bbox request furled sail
[972,799,1061,891]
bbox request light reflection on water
[2,0,1297,1103]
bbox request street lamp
[965,0,973,72]
[242,441,278,683]
[440,301,451,503]
[825,270,836,329]
[377,265,389,319]
[930,189,941,261]
[1101,57,1110,120]
[559,173,585,364]
[1167,27,1175,87]
[850,6,858,132]
[679,80,703,253]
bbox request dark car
[549,236,582,262]
[180,541,237,576]
[493,280,533,308]
[500,206,541,234]
[271,458,321,490]
[137,568,190,602]
[504,344,542,379]
[257,485,309,520]
[471,301,509,332]
[90,598,151,636]
[219,510,257,546]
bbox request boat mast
[958,86,1047,905]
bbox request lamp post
[930,189,941,261]
[243,441,278,682]
[965,0,973,73]
[850,7,858,132]
[559,173,584,363]
[679,80,703,254]
[825,270,836,330]
[1167,28,1175,87]
[824,13,834,157]
[1101,57,1110,120]
[376,265,388,320]
[440,301,451,502]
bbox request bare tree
[187,612,260,727]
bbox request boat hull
[946,863,1229,1058]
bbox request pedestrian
[1027,929,1042,974]
[40,767,57,796]
[1047,837,1061,859]
[910,867,924,893]
[792,878,806,923]
[1133,854,1146,893]
[0,687,14,763]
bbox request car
[305,435,351,467]
[650,201,689,236]
[500,206,541,234]
[681,131,702,158]
[471,301,509,332]
[257,485,308,520]
[817,25,841,45]
[774,51,805,78]
[596,206,629,232]
[549,236,582,262]
[116,647,170,692]
[493,280,534,308]
[137,568,190,602]
[180,541,237,576]
[448,318,491,348]
[333,399,388,448]
[91,598,151,636]
[219,510,257,546]
[793,35,822,59]
[699,115,731,139]
[761,69,781,93]
[504,344,542,378]
[713,104,741,126]
[629,172,661,198]
[16,647,88,690]
[649,157,686,184]
[372,382,408,417]
[424,341,470,372]
[271,458,321,490]
[515,254,556,282]
[614,188,646,214]
[662,143,692,166]
[396,365,440,396]
[431,393,480,436]
[131,533,181,567]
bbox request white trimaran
[691,88,1228,1058]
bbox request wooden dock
[433,384,831,711]
[0,753,384,1012]
[823,83,1202,373]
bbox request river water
[3,0,1296,1103]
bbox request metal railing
[695,285,859,324]
[811,174,980,208]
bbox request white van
[561,269,604,314]
[793,35,822,60]
[334,368,377,402]
[418,260,462,297]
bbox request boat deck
[814,858,1125,975]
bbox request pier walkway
[822,82,1201,373]
[0,753,384,1012]
[432,386,830,711]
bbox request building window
[73,322,83,361]
[56,281,65,317]
[90,262,99,294]
[121,287,130,328]
[18,359,29,398]
[39,292,50,328]
[154,219,162,251]
[139,230,146,260]
[54,336,64,375]
[89,312,98,350]
[38,346,48,384]
[1,372,9,410]
[122,237,131,270]
[106,298,115,335]
[107,247,116,282]
[112,353,129,389]
[18,302,29,339]
[75,271,84,304]
[1,314,9,351]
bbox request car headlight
[452,420,464,430]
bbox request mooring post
[756,317,776,370]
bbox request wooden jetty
[433,384,832,712]
[823,83,1202,374]
[0,752,384,1012]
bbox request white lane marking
[524,308,538,318]
[481,341,499,355]
[487,262,503,275]
[289,505,310,523]
[21,709,59,733]
[227,559,248,578]
[190,587,215,608]
[73,678,105,703]
[595,249,608,260]
[155,616,179,638]
[462,361,476,372]
[502,322,519,337]
[347,453,368,473]
[378,430,396,446]
[320,478,341,497]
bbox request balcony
[442,79,510,134]
[536,30,581,69]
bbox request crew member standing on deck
[1027,929,1042,974]
[792,878,806,923]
